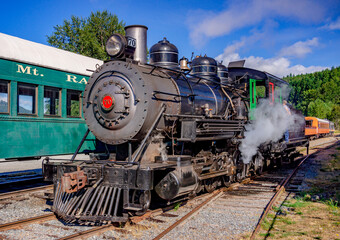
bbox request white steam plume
[239,99,303,163]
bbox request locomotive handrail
[163,113,205,119]
[152,90,196,99]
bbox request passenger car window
[18,83,37,114]
[44,87,60,116]
[0,80,9,113]
[67,90,81,117]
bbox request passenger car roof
[0,33,103,76]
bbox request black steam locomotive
[43,25,307,224]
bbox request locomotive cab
[227,66,307,147]
[228,66,287,120]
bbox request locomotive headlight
[106,34,125,57]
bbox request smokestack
[125,25,148,64]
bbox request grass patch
[272,206,281,212]
[325,199,339,216]
[259,232,275,237]
[279,217,295,225]
[283,198,310,208]
[173,202,181,211]
[261,218,271,231]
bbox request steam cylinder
[154,158,199,200]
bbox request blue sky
[1,0,340,77]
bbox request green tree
[47,10,125,60]
[307,99,333,119]
[285,66,340,129]
[71,100,79,117]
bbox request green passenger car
[0,33,103,159]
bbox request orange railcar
[305,117,330,138]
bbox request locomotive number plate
[127,37,136,48]
[101,95,114,110]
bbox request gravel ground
[0,219,95,240]
[0,193,49,224]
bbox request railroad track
[53,170,291,239]
[0,213,55,231]
[149,140,340,240]
[0,138,338,240]
[0,184,53,200]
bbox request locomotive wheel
[222,175,234,187]
[204,178,217,193]
[256,165,263,175]
[195,181,204,194]
[276,156,283,168]
[132,190,151,216]
[236,163,248,182]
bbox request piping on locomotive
[43,25,308,225]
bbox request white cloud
[322,17,340,30]
[279,38,319,58]
[243,55,326,77]
[187,0,326,47]
[216,34,326,77]
[216,42,327,77]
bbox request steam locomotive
[43,25,307,224]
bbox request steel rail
[0,213,55,231]
[57,224,116,240]
[0,184,53,200]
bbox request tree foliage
[47,11,125,60]
[284,66,340,128]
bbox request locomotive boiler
[43,25,307,225]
